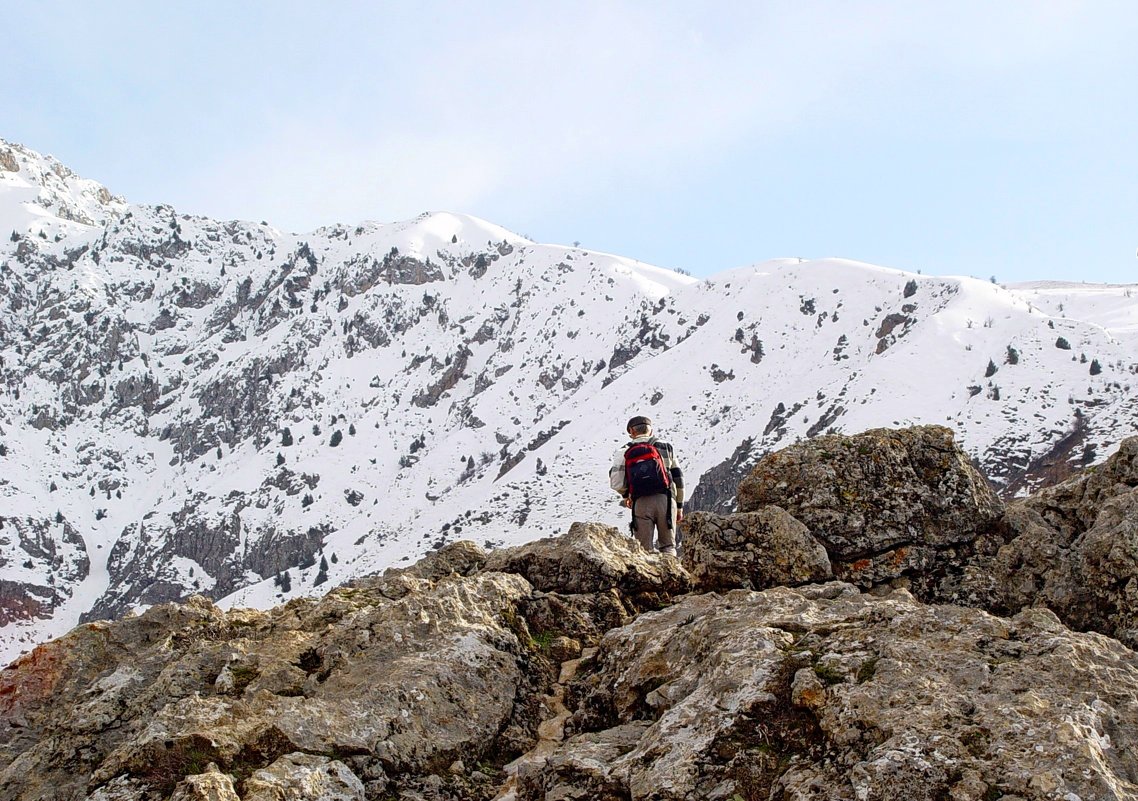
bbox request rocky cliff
[2,428,1137,801]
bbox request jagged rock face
[530,582,1138,801]
[486,521,693,651]
[681,507,832,591]
[688,428,1138,651]
[972,435,1138,647]
[6,503,1138,800]
[0,516,89,625]
[0,576,539,801]
[0,522,689,801]
[736,426,1004,589]
[485,521,690,600]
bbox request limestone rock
[241,753,365,800]
[83,776,152,801]
[517,587,636,649]
[1024,433,1138,534]
[681,507,832,591]
[357,540,489,601]
[529,582,1138,801]
[736,426,1003,588]
[168,764,240,801]
[515,722,650,801]
[485,521,691,600]
[976,435,1138,646]
[399,539,489,581]
[8,470,1138,801]
[0,571,542,801]
[483,522,692,652]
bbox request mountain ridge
[0,138,1135,665]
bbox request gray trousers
[631,493,675,551]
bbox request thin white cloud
[190,2,1126,223]
[28,0,1128,284]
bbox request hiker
[609,415,685,556]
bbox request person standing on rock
[609,415,685,556]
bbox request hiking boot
[659,546,677,557]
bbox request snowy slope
[1,140,1135,665]
[0,139,125,238]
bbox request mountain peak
[0,138,126,239]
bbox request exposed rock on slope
[736,425,1003,562]
[979,435,1138,647]
[5,429,1138,800]
[536,584,1138,801]
[0,524,690,801]
[681,506,832,592]
[710,426,1004,594]
[2,577,541,801]
[689,426,1138,648]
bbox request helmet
[626,415,653,433]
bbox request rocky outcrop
[738,425,1003,557]
[686,428,1138,651]
[971,435,1138,647]
[2,577,540,800]
[735,426,1004,592]
[7,456,1138,800]
[681,507,832,591]
[486,521,692,649]
[530,582,1138,801]
[485,521,689,599]
[0,524,688,801]
[0,516,89,625]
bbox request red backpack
[624,442,671,500]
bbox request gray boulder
[0,573,539,801]
[485,521,691,600]
[0,522,698,801]
[241,753,365,800]
[681,507,832,591]
[736,425,1004,589]
[168,764,240,801]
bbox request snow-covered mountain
[1,138,1135,664]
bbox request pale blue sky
[4,1,1137,283]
